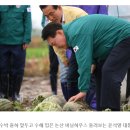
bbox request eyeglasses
[45,10,56,19]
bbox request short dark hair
[39,5,58,11]
[42,22,62,40]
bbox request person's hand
[23,44,28,50]
[68,92,86,102]
[91,64,96,74]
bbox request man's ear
[56,30,64,35]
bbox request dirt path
[20,76,128,102]
[20,77,62,102]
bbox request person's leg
[86,74,97,110]
[58,58,69,100]
[90,93,97,109]
[0,45,10,98]
[9,45,26,101]
[66,49,79,100]
[67,82,79,100]
[61,82,68,101]
[94,60,104,111]
[126,68,130,99]
[101,37,130,111]
[48,45,59,95]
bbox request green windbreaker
[63,14,130,92]
[0,5,32,45]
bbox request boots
[9,75,23,101]
[0,74,9,98]
[50,75,57,95]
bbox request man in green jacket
[39,5,87,100]
[0,5,32,101]
[42,14,130,111]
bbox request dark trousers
[67,48,79,100]
[61,82,68,101]
[94,60,105,111]
[99,37,130,111]
[48,45,59,94]
[0,45,25,75]
[0,45,25,98]
[126,69,130,99]
[86,74,97,107]
[67,82,79,100]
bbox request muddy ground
[20,77,62,103]
[19,76,129,110]
[20,76,127,102]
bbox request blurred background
[25,5,49,77]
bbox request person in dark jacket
[0,5,32,101]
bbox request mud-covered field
[20,77,62,107]
[18,76,130,111]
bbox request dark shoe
[52,91,57,95]
[12,93,21,102]
[0,92,6,98]
[9,75,23,102]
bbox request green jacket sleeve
[41,15,49,28]
[41,15,46,27]
[74,34,93,92]
[23,5,32,44]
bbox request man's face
[47,30,67,49]
[42,6,62,23]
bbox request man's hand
[23,44,28,50]
[68,92,86,102]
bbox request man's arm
[68,34,93,101]
[23,5,32,49]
